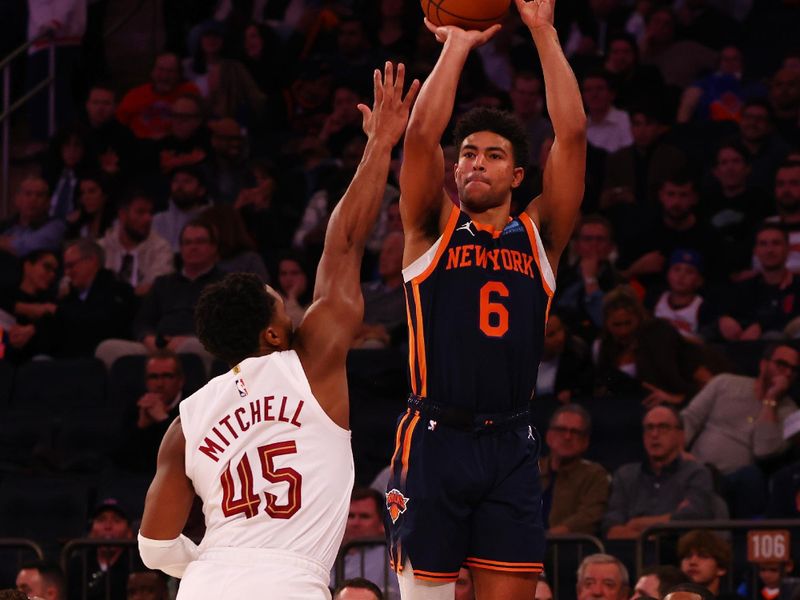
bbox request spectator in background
[703,142,766,277]
[509,71,553,169]
[206,59,267,129]
[65,171,116,240]
[768,68,800,143]
[198,205,269,282]
[555,216,623,342]
[156,94,210,176]
[116,53,201,140]
[600,105,686,211]
[767,161,800,273]
[126,570,169,600]
[631,566,690,600]
[536,313,593,402]
[274,252,313,328]
[183,19,225,91]
[733,100,791,191]
[99,191,174,297]
[52,239,137,358]
[207,117,251,204]
[336,487,398,600]
[0,250,59,363]
[681,344,799,517]
[95,219,223,372]
[676,45,764,124]
[353,231,405,349]
[0,591,27,600]
[68,498,138,600]
[582,70,633,153]
[677,530,735,600]
[153,165,213,252]
[594,286,711,405]
[15,560,67,600]
[44,125,92,221]
[82,83,138,179]
[603,32,666,111]
[540,404,609,536]
[115,350,184,473]
[650,249,716,344]
[576,554,630,600]
[718,224,800,340]
[638,7,718,89]
[320,83,367,157]
[603,405,716,540]
[333,578,383,600]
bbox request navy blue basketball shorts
[385,408,546,583]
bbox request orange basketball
[421,0,512,30]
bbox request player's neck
[460,203,512,232]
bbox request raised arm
[295,63,419,424]
[400,21,500,263]
[520,0,587,271]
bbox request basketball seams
[425,0,509,24]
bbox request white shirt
[587,107,634,153]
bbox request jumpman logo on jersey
[456,221,475,237]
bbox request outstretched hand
[358,62,421,146]
[515,0,555,30]
[423,18,501,48]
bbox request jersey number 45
[220,440,302,519]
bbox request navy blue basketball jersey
[403,206,555,414]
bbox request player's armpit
[140,417,196,541]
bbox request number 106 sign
[747,530,791,563]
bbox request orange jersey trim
[412,568,460,582]
[410,205,460,285]
[411,282,427,396]
[404,287,418,395]
[400,412,420,484]
[389,409,411,468]
[464,557,544,573]
[519,212,554,298]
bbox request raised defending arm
[400,21,500,261]
[520,0,587,271]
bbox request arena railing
[333,533,605,598]
[636,519,800,598]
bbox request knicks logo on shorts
[386,489,410,523]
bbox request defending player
[386,1,586,598]
[136,63,419,600]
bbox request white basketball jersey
[654,292,703,337]
[179,350,354,570]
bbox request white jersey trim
[402,237,443,283]
[524,214,557,293]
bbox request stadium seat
[11,358,107,415]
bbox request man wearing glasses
[681,343,799,517]
[117,350,186,472]
[603,405,715,540]
[540,404,609,536]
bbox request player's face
[667,263,702,295]
[577,562,627,600]
[345,497,384,541]
[681,551,724,586]
[455,132,523,211]
[630,574,660,600]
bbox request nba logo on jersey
[235,378,248,397]
[386,489,410,523]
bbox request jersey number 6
[220,440,302,520]
[479,281,509,337]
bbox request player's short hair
[677,530,732,569]
[641,565,691,598]
[333,577,383,600]
[577,553,629,586]
[195,273,275,365]
[453,107,529,168]
[18,560,66,599]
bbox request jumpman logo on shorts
[528,426,535,441]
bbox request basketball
[421,0,512,30]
